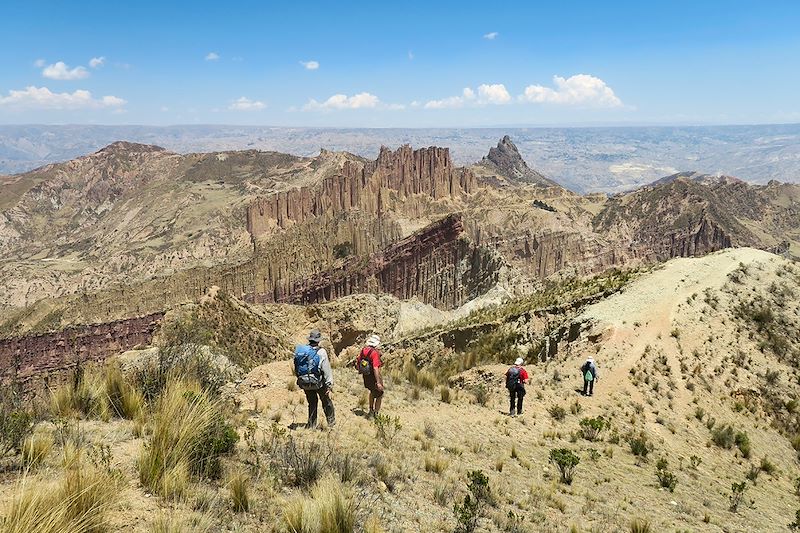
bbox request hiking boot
[509,409,516,417]
[517,410,523,416]
[366,410,375,420]
[327,420,336,429]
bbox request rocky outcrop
[247,145,476,237]
[479,135,561,188]
[246,215,504,309]
[0,312,163,388]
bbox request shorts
[363,373,384,396]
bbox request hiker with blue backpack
[505,357,530,417]
[580,356,599,396]
[294,329,336,429]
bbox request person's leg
[305,389,319,428]
[517,387,525,414]
[373,389,383,415]
[368,390,376,415]
[583,379,588,396]
[509,389,516,415]
[589,379,594,396]
[320,387,335,426]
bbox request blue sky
[1,0,798,127]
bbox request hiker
[505,357,529,416]
[580,356,599,396]
[356,334,384,418]
[294,329,335,429]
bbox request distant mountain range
[1,123,799,193]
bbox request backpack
[506,366,521,390]
[294,345,323,390]
[582,362,594,382]
[357,347,375,376]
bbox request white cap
[586,356,594,362]
[514,357,524,365]
[366,334,381,347]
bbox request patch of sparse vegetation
[550,448,580,484]
[655,458,677,492]
[548,405,566,421]
[579,416,609,441]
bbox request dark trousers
[583,379,594,395]
[509,386,525,413]
[304,386,335,427]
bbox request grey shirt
[316,347,334,388]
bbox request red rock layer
[0,313,163,388]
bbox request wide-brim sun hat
[308,329,322,343]
[366,334,381,347]
[514,357,524,365]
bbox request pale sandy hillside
[1,248,797,532]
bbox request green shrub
[759,456,777,476]
[579,416,609,441]
[472,385,489,407]
[550,448,580,484]
[138,381,238,499]
[655,459,677,492]
[729,481,748,512]
[790,509,800,530]
[735,431,751,459]
[374,414,402,446]
[0,406,33,456]
[628,432,651,458]
[548,405,566,421]
[711,424,736,449]
[453,470,492,533]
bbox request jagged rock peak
[95,141,167,155]
[480,136,561,188]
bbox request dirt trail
[576,248,777,403]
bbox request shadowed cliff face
[246,214,504,309]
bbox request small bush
[138,381,237,498]
[424,455,449,475]
[440,386,452,404]
[0,406,34,456]
[794,476,800,497]
[735,431,751,459]
[282,476,355,533]
[374,414,402,446]
[628,432,651,458]
[790,509,800,531]
[759,456,777,476]
[548,405,566,421]
[472,385,489,407]
[21,432,53,469]
[629,518,652,533]
[711,424,736,449]
[550,448,580,484]
[454,471,492,533]
[655,459,677,492]
[579,416,609,441]
[103,364,143,420]
[228,470,250,512]
[729,481,748,512]
[268,433,327,488]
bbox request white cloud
[424,87,476,109]
[483,32,499,40]
[89,56,105,68]
[424,84,510,109]
[228,96,266,111]
[34,59,46,67]
[408,50,414,60]
[520,74,623,107]
[477,83,511,104]
[300,60,319,70]
[0,86,126,110]
[205,52,219,61]
[303,92,381,111]
[42,61,89,80]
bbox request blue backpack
[294,345,323,390]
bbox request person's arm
[593,363,599,380]
[374,365,384,391]
[319,349,334,389]
[373,350,384,391]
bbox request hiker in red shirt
[505,357,530,417]
[356,334,384,418]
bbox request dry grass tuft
[21,431,53,469]
[282,475,355,533]
[228,470,250,512]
